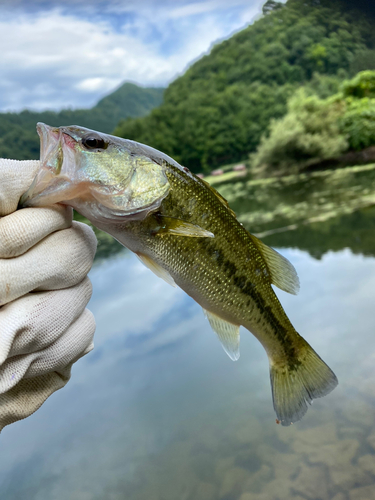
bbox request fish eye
[82,134,108,150]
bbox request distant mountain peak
[0,82,165,160]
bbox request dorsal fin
[201,179,237,218]
[250,235,300,295]
[203,309,240,361]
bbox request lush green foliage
[262,0,284,16]
[251,91,348,175]
[0,83,164,160]
[350,49,375,76]
[340,98,375,150]
[114,0,375,173]
[251,70,375,174]
[342,70,375,98]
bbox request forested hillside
[114,0,375,173]
[0,83,164,160]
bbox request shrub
[340,98,375,150]
[342,70,375,98]
[251,90,348,175]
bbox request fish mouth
[20,123,170,221]
[20,123,82,208]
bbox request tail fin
[270,340,338,426]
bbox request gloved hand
[0,159,97,431]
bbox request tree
[115,0,375,172]
[250,70,375,175]
[250,90,348,175]
[262,1,284,15]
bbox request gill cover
[20,123,170,221]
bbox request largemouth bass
[20,123,338,425]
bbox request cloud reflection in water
[1,246,375,499]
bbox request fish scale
[20,123,338,426]
[143,166,293,341]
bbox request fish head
[20,123,170,222]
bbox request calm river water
[1,167,375,500]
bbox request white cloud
[168,1,229,18]
[167,0,264,19]
[0,1,266,112]
[74,77,115,92]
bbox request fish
[20,122,338,426]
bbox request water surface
[1,166,375,500]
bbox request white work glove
[0,159,97,431]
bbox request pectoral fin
[203,309,240,361]
[250,235,300,295]
[136,253,177,287]
[156,216,214,238]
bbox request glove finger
[0,221,97,305]
[0,308,95,393]
[0,205,72,258]
[0,277,93,364]
[0,366,71,431]
[0,159,40,216]
[24,309,96,379]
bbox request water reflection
[264,205,375,259]
[223,164,375,238]
[1,168,375,499]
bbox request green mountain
[0,83,164,160]
[114,0,375,173]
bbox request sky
[0,0,274,113]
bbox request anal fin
[203,309,240,361]
[136,253,177,287]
